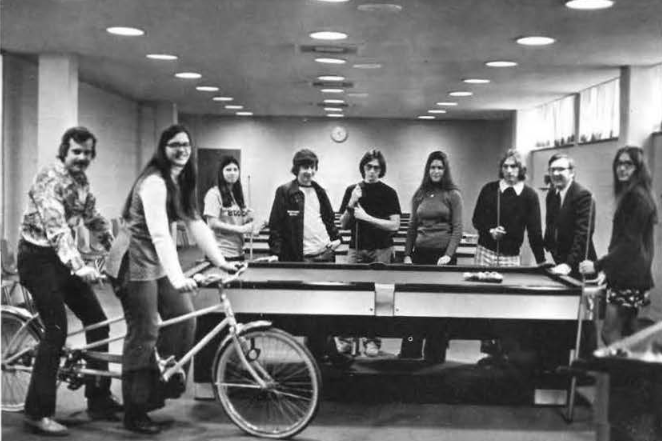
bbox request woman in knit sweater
[401,150,463,362]
[580,146,657,345]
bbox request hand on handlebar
[172,277,199,293]
[74,265,102,283]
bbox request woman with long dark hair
[203,155,262,260]
[401,150,463,362]
[107,124,238,434]
[580,146,657,344]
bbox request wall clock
[331,125,348,143]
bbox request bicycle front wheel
[212,327,321,439]
[1,310,41,411]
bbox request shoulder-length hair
[359,149,386,178]
[216,155,245,209]
[498,149,527,181]
[122,124,198,221]
[612,146,657,215]
[412,150,458,204]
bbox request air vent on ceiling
[299,44,358,55]
[316,102,348,108]
[312,81,354,88]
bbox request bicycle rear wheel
[212,327,321,439]
[1,310,41,411]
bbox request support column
[619,65,661,147]
[37,54,79,169]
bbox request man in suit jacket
[544,153,596,276]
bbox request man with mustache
[268,149,343,363]
[18,127,122,435]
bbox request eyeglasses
[166,142,191,149]
[548,166,570,173]
[502,164,519,169]
[365,164,381,171]
[616,160,635,168]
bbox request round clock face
[331,126,348,143]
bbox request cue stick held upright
[564,195,594,423]
[495,186,501,267]
[247,174,254,261]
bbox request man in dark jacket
[541,153,597,369]
[268,149,341,262]
[268,149,346,364]
[543,153,596,276]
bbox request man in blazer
[544,152,597,276]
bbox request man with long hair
[471,149,545,365]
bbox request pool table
[185,258,599,340]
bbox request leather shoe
[87,395,123,420]
[24,416,69,436]
[124,414,161,435]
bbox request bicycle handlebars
[193,263,249,287]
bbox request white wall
[1,54,144,250]
[182,115,513,231]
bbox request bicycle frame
[3,270,273,389]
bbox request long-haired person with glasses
[580,146,658,344]
[107,124,239,434]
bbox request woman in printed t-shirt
[194,156,264,392]
[203,155,263,260]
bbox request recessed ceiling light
[225,105,244,110]
[436,102,458,106]
[310,31,348,41]
[236,111,253,116]
[213,96,234,102]
[463,78,490,84]
[106,26,144,36]
[318,75,346,81]
[327,113,344,118]
[417,116,435,120]
[449,91,472,97]
[324,107,343,112]
[175,72,202,79]
[196,86,219,92]
[323,99,345,104]
[516,36,556,46]
[146,54,177,60]
[428,109,447,114]
[486,60,518,67]
[565,0,614,9]
[357,4,403,12]
[315,57,347,64]
[353,63,382,69]
[321,88,344,93]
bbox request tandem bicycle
[1,263,322,439]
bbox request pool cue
[564,196,593,423]
[247,174,254,261]
[495,186,501,267]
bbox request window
[579,78,619,142]
[533,95,576,148]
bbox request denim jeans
[17,240,111,418]
[117,277,195,415]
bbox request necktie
[550,191,561,245]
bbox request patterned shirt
[20,161,113,271]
